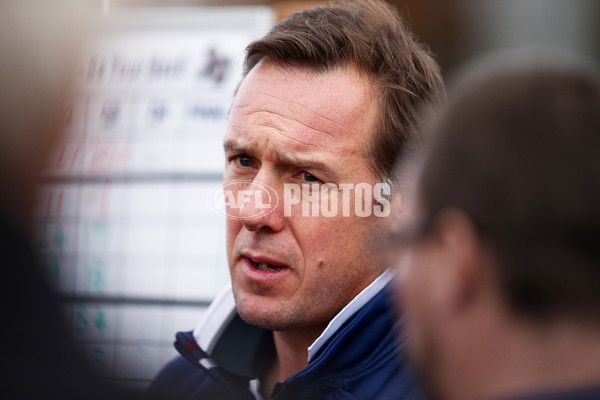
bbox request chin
[235,291,279,328]
[234,292,304,332]
[237,305,292,331]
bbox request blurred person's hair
[243,0,445,181]
[418,55,600,322]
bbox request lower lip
[241,257,290,283]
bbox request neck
[443,316,600,400]
[261,327,324,398]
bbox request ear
[388,183,424,232]
[431,209,487,314]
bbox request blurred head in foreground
[390,54,600,400]
[0,0,83,235]
[1,1,144,398]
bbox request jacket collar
[307,269,394,362]
[189,270,395,380]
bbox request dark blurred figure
[390,54,600,400]
[0,1,144,398]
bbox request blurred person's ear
[0,0,90,235]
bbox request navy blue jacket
[148,286,422,400]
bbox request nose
[237,171,285,233]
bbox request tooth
[252,261,282,272]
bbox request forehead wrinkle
[241,109,342,141]
[248,92,346,129]
[275,129,333,153]
[234,92,349,138]
[226,120,330,153]
[224,125,328,156]
[228,104,344,153]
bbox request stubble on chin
[232,289,310,332]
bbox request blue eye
[303,172,320,182]
[238,155,254,167]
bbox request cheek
[294,215,369,265]
[293,218,338,265]
[225,218,242,253]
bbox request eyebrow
[223,140,247,153]
[278,152,333,175]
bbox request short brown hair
[243,0,444,180]
[419,60,600,321]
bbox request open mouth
[250,259,285,272]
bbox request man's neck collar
[307,268,394,361]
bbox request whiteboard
[35,6,274,389]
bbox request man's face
[223,60,389,333]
